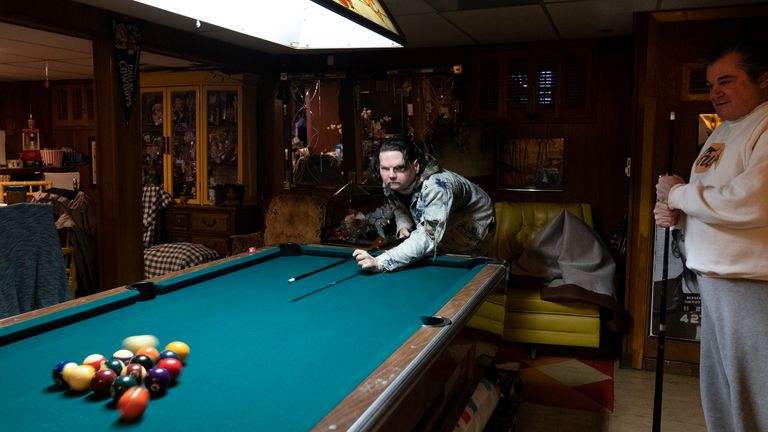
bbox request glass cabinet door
[140,91,165,187]
[205,89,239,202]
[169,89,198,201]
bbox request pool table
[0,244,505,431]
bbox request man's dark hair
[369,137,431,182]
[705,36,768,83]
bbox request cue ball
[122,335,159,353]
[248,246,257,253]
[117,386,150,422]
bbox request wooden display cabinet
[140,71,258,205]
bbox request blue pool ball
[52,361,76,387]
[158,350,181,362]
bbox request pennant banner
[112,19,142,126]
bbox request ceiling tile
[444,5,555,44]
[385,0,437,15]
[547,0,657,39]
[395,13,476,47]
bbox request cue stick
[287,236,403,282]
[287,237,407,302]
[288,271,362,303]
[652,111,675,432]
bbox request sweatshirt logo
[694,143,723,173]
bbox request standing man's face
[379,150,420,193]
[707,52,768,121]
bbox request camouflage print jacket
[376,161,495,272]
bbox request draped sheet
[509,210,623,331]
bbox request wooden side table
[164,205,259,257]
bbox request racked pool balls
[111,375,137,401]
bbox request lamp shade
[133,0,406,49]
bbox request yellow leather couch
[469,202,601,348]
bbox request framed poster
[497,138,564,191]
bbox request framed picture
[497,138,564,191]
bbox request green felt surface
[0,246,483,431]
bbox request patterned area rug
[493,345,615,413]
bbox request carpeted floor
[493,345,614,413]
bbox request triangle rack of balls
[52,335,190,422]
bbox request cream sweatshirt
[669,101,768,280]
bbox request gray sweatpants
[700,276,768,432]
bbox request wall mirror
[285,76,345,189]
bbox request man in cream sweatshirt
[655,38,768,432]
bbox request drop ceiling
[0,0,762,82]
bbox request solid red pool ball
[156,358,183,381]
[117,386,150,422]
[90,369,118,397]
[248,246,257,253]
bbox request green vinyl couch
[469,202,611,348]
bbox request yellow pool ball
[164,341,190,362]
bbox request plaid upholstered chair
[142,185,219,278]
